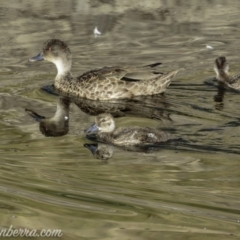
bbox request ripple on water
[0,1,240,239]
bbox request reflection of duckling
[25,97,70,137]
[214,56,240,90]
[85,113,175,146]
[29,39,179,100]
[84,143,113,160]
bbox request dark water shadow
[83,138,183,162]
[28,84,240,155]
[204,77,226,109]
[26,85,173,137]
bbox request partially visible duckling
[85,113,175,146]
[214,56,240,90]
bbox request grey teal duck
[29,39,179,100]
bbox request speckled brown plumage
[98,127,174,146]
[85,113,175,146]
[29,39,179,100]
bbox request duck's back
[108,127,173,146]
[228,73,240,90]
[71,66,178,100]
[75,67,134,100]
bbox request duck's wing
[111,127,143,145]
[111,127,156,144]
[76,67,128,83]
[223,73,240,91]
[229,73,240,84]
[76,63,163,83]
[112,127,173,145]
[122,62,164,81]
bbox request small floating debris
[206,44,214,50]
[94,26,101,37]
[64,116,68,120]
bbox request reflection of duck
[214,56,240,90]
[42,84,171,119]
[29,39,179,100]
[25,97,70,137]
[213,83,226,110]
[26,94,172,137]
[74,94,171,120]
[85,113,175,146]
[84,143,113,160]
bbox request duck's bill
[84,123,99,134]
[29,53,44,62]
[84,143,98,154]
[25,109,45,122]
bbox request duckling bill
[29,39,179,100]
[85,113,175,146]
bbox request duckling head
[29,39,72,76]
[85,113,116,134]
[214,56,229,78]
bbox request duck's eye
[46,47,51,51]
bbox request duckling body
[85,113,174,146]
[98,126,173,146]
[29,39,179,100]
[214,56,240,90]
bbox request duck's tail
[129,70,179,96]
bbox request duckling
[85,113,175,146]
[214,56,240,90]
[29,39,179,100]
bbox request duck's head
[214,56,229,78]
[85,113,116,134]
[29,39,72,76]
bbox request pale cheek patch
[108,121,115,132]
[99,120,115,132]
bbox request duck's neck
[214,63,230,82]
[214,67,230,82]
[54,59,74,85]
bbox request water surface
[0,1,240,239]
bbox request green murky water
[0,1,239,239]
